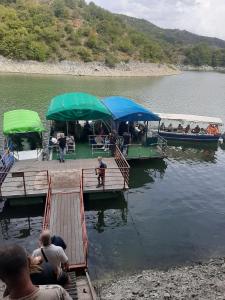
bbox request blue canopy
[103,96,161,122]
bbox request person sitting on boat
[160,122,166,131]
[207,124,213,134]
[66,135,75,152]
[184,124,191,133]
[214,124,220,135]
[200,128,206,134]
[177,124,183,133]
[191,125,200,134]
[167,123,173,132]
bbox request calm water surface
[0,71,225,279]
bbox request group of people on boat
[160,122,220,136]
[0,230,72,299]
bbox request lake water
[0,71,225,280]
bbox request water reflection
[129,160,167,188]
[166,142,218,163]
[84,194,128,233]
[0,201,43,252]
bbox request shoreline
[98,257,225,299]
[0,56,180,77]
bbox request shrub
[105,54,118,68]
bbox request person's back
[33,231,68,276]
[30,259,57,286]
[0,244,72,300]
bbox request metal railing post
[22,173,26,196]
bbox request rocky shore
[180,64,225,73]
[0,56,179,77]
[99,258,225,299]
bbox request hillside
[119,15,225,49]
[0,0,224,67]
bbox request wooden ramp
[49,192,87,269]
[43,170,88,270]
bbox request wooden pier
[0,156,129,199]
[0,146,129,299]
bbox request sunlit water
[0,71,225,279]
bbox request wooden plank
[49,192,85,268]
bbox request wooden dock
[0,157,129,199]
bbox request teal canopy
[3,110,44,135]
[46,92,111,121]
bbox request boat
[156,113,223,142]
[103,96,167,159]
[46,93,167,160]
[3,109,45,160]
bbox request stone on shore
[98,258,225,299]
[0,56,180,77]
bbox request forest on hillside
[0,0,225,67]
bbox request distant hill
[118,15,225,49]
[0,0,224,67]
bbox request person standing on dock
[58,133,66,163]
[32,230,70,286]
[0,244,72,300]
[95,156,107,188]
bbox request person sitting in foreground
[0,244,72,300]
[51,235,67,250]
[191,125,200,134]
[29,255,58,286]
[32,230,70,286]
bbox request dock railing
[0,152,15,197]
[43,174,52,230]
[114,144,130,189]
[82,166,129,191]
[157,134,167,154]
[0,169,49,198]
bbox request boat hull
[158,131,220,142]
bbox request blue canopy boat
[157,113,223,142]
[103,96,167,159]
[103,96,160,122]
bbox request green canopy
[3,109,45,135]
[46,92,111,121]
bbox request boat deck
[0,158,128,199]
[125,145,165,159]
[52,142,165,161]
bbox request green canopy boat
[3,110,44,161]
[46,92,111,121]
[3,109,44,135]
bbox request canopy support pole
[146,121,148,142]
[66,122,69,136]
